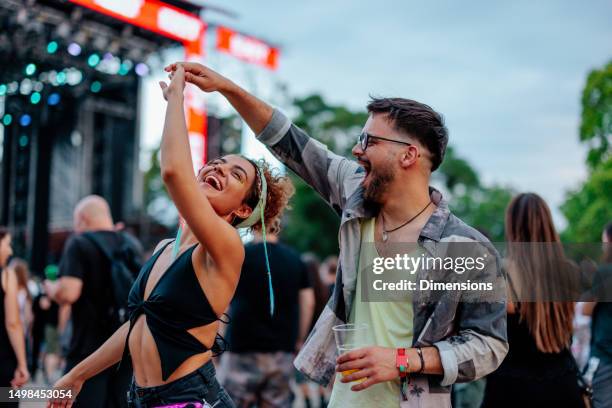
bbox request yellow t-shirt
[328,218,414,408]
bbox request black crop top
[124,240,225,380]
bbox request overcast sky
[142,0,612,227]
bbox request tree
[439,146,513,242]
[561,157,612,242]
[561,60,612,242]
[580,60,612,170]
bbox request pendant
[382,231,388,242]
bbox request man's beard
[363,163,395,204]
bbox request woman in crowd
[49,65,293,408]
[0,228,30,407]
[481,193,585,408]
[9,258,33,351]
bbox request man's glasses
[358,132,412,151]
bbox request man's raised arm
[166,62,361,213]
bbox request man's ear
[233,203,254,222]
[400,145,419,168]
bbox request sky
[141,0,612,227]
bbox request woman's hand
[159,64,186,101]
[10,364,29,388]
[164,62,232,93]
[47,372,84,408]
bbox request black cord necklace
[381,200,432,242]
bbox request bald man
[45,195,143,408]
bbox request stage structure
[0,0,280,273]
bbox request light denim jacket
[257,109,508,408]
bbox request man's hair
[366,97,448,171]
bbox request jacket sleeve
[433,243,509,386]
[256,109,362,213]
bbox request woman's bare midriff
[128,315,220,387]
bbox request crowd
[0,62,610,408]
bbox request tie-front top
[123,240,225,380]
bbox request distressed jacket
[257,109,508,408]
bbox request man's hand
[165,62,232,93]
[43,280,58,300]
[47,372,83,408]
[336,346,398,391]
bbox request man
[45,195,143,408]
[170,62,508,407]
[221,221,315,408]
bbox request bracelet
[396,348,408,378]
[415,346,425,374]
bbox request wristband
[396,348,408,378]
[416,346,425,374]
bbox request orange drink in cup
[333,323,369,382]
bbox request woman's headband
[235,163,267,229]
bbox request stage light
[56,71,67,85]
[19,135,29,148]
[66,69,83,86]
[2,114,12,126]
[48,71,58,86]
[119,59,133,76]
[68,43,82,56]
[33,82,44,92]
[19,114,31,127]
[87,53,101,67]
[30,92,41,104]
[25,63,36,76]
[19,79,33,95]
[90,81,102,93]
[0,84,6,96]
[7,82,18,94]
[48,93,60,106]
[135,63,149,77]
[47,41,59,54]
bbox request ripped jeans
[127,361,235,408]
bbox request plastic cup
[332,323,369,381]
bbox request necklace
[381,200,432,242]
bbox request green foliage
[439,146,481,191]
[580,60,612,169]
[561,60,612,242]
[561,157,612,242]
[281,175,340,256]
[448,185,514,242]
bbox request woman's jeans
[127,361,235,408]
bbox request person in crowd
[0,227,30,407]
[321,256,337,299]
[168,61,507,407]
[48,65,293,408]
[481,193,586,408]
[221,220,313,407]
[44,195,144,407]
[297,254,332,408]
[581,221,612,408]
[31,272,60,383]
[9,258,33,341]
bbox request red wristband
[396,348,408,378]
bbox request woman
[481,193,584,408]
[49,65,293,408]
[0,228,31,407]
[9,258,33,347]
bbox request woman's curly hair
[234,157,294,234]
